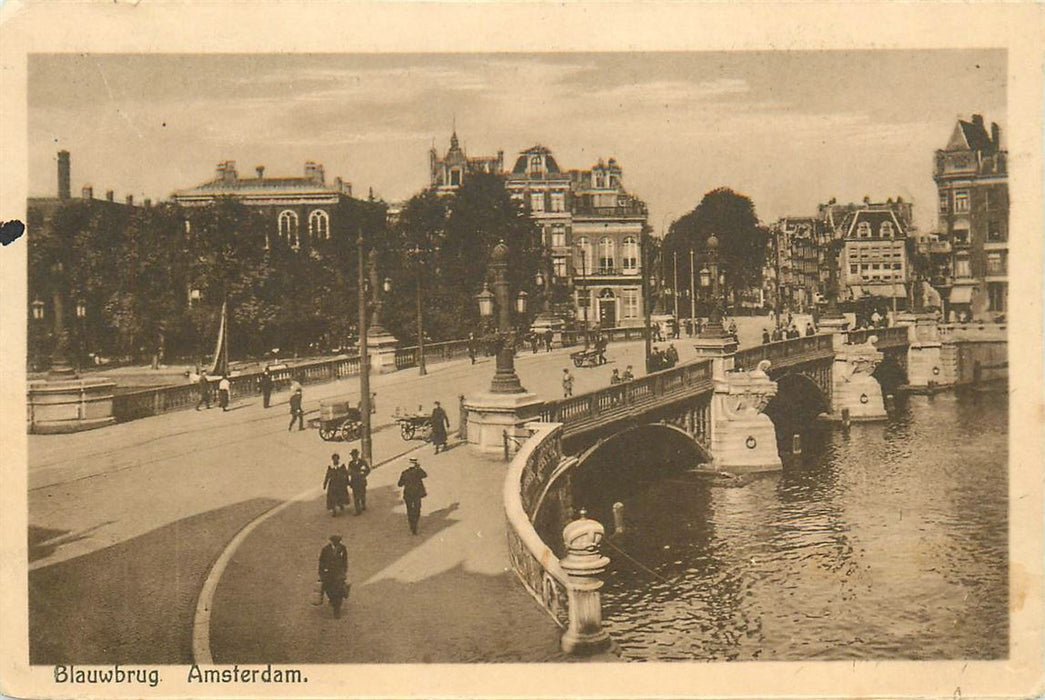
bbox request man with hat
[348,448,371,515]
[288,386,304,432]
[397,458,428,535]
[317,534,349,618]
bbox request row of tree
[28,174,545,368]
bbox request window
[952,226,970,245]
[449,168,462,187]
[986,252,1005,275]
[551,225,567,248]
[622,236,639,273]
[939,191,949,213]
[857,221,872,238]
[850,264,859,274]
[860,264,870,272]
[529,155,543,175]
[308,210,330,241]
[880,221,895,238]
[598,237,615,273]
[551,192,566,212]
[530,192,545,212]
[575,237,593,275]
[278,210,299,248]
[622,289,640,319]
[988,221,1006,242]
[892,263,902,270]
[954,190,970,213]
[954,255,971,278]
[987,282,1006,312]
[553,256,568,279]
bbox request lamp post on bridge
[478,241,530,394]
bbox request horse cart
[395,413,432,442]
[312,397,363,442]
[570,347,605,368]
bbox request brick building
[428,131,503,194]
[933,114,1007,319]
[172,161,353,250]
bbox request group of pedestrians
[609,365,635,385]
[648,344,679,372]
[322,449,372,517]
[194,370,232,411]
[761,322,816,344]
[526,328,555,353]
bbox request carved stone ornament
[837,341,882,382]
[560,510,610,578]
[720,361,778,418]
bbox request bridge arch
[873,356,908,396]
[765,372,831,454]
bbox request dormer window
[450,168,462,187]
[880,221,895,238]
[856,221,872,238]
[529,155,543,175]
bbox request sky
[28,51,1006,234]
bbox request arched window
[856,221,871,238]
[309,210,330,241]
[575,237,593,275]
[879,221,895,238]
[622,236,639,273]
[529,154,543,175]
[279,210,299,248]
[598,237,615,272]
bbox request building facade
[834,201,911,310]
[933,114,1008,319]
[172,161,353,250]
[505,146,648,328]
[767,216,827,313]
[429,131,504,194]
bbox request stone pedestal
[559,512,612,655]
[464,391,543,455]
[830,337,887,422]
[693,335,738,380]
[709,360,782,473]
[906,341,947,390]
[367,331,399,374]
[818,316,850,350]
[28,377,117,434]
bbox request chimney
[106,190,114,202]
[82,185,93,200]
[972,114,984,129]
[57,150,71,200]
[991,122,1001,148]
[222,161,237,183]
[126,194,134,206]
[256,165,265,179]
[144,198,152,208]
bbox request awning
[949,286,975,304]
[864,283,907,298]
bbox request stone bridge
[498,316,1008,654]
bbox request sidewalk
[208,439,568,663]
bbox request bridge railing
[846,326,910,347]
[733,333,835,371]
[394,339,473,370]
[504,422,571,629]
[538,358,713,428]
[937,323,1007,342]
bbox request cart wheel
[420,425,433,442]
[319,426,336,441]
[573,357,583,367]
[400,423,415,440]
[339,419,360,442]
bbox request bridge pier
[829,337,887,422]
[709,360,782,474]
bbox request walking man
[467,333,477,365]
[397,458,428,535]
[195,369,211,410]
[348,448,371,515]
[288,386,304,431]
[317,535,349,618]
[218,374,231,411]
[430,400,450,454]
[259,368,274,408]
[323,453,350,517]
[543,328,554,352]
[562,368,574,398]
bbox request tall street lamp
[689,247,697,326]
[477,241,529,394]
[75,298,87,371]
[357,230,374,465]
[575,241,590,348]
[698,234,728,339]
[408,244,427,376]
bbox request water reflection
[592,389,1008,661]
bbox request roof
[945,118,994,152]
[841,208,907,238]
[511,145,561,174]
[175,177,341,197]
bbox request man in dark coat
[348,448,371,515]
[805,322,816,336]
[195,370,211,410]
[259,368,274,408]
[543,328,554,352]
[467,333,477,365]
[430,401,450,454]
[762,328,771,344]
[288,387,304,431]
[318,535,349,618]
[397,458,428,535]
[323,453,350,516]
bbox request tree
[664,188,769,310]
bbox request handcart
[395,413,432,442]
[312,398,363,442]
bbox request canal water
[595,388,1008,661]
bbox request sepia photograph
[2,3,1042,699]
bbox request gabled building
[505,146,649,328]
[172,160,353,250]
[767,216,827,313]
[429,131,503,194]
[833,200,912,310]
[933,114,1007,319]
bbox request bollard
[842,407,851,428]
[559,510,612,655]
[503,429,510,462]
[791,433,802,455]
[612,502,625,535]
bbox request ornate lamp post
[698,234,728,339]
[357,230,374,465]
[75,298,87,371]
[408,245,428,376]
[575,241,590,348]
[477,241,528,394]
